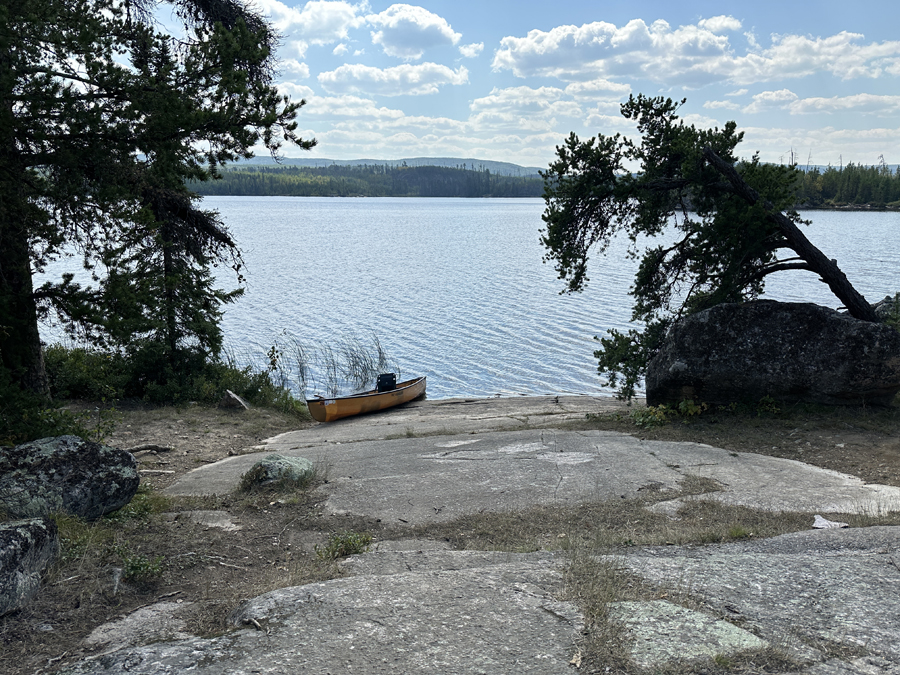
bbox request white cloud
[732,32,900,82]
[281,59,310,79]
[471,85,561,110]
[459,42,484,59]
[788,94,900,116]
[366,4,461,60]
[492,19,900,87]
[318,62,469,96]
[301,93,405,120]
[704,99,741,110]
[740,124,900,165]
[467,110,558,133]
[744,91,900,116]
[277,82,316,101]
[333,43,349,56]
[743,88,800,113]
[298,0,367,44]
[492,19,732,86]
[584,111,636,131]
[257,0,367,45]
[564,78,631,100]
[726,88,748,96]
[468,87,583,127]
[698,16,742,34]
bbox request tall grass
[227,331,401,400]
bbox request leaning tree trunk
[702,147,879,323]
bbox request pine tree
[541,95,876,399]
[0,0,314,399]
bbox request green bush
[315,531,373,559]
[43,344,128,400]
[630,405,670,428]
[42,343,308,415]
[0,369,95,445]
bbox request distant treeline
[192,161,900,208]
[795,162,900,209]
[191,164,544,198]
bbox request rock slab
[0,517,59,616]
[0,435,139,520]
[62,555,581,674]
[619,526,900,669]
[609,600,767,667]
[647,301,900,406]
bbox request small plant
[727,525,752,539]
[756,395,781,416]
[713,653,733,668]
[104,483,169,522]
[630,405,670,429]
[122,552,165,582]
[315,531,372,559]
[113,544,165,582]
[677,399,707,417]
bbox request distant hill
[240,156,544,177]
[194,163,545,198]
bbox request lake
[202,197,900,399]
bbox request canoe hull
[306,376,426,423]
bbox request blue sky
[249,0,900,168]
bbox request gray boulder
[646,301,900,407]
[873,293,900,321]
[0,435,139,521]
[240,454,314,490]
[0,518,59,616]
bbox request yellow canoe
[306,376,427,423]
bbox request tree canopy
[0,0,314,415]
[541,95,877,399]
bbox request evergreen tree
[0,0,313,399]
[541,95,876,399]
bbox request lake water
[202,197,900,399]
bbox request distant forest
[191,164,544,198]
[192,161,900,208]
[795,162,900,209]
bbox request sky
[246,0,900,168]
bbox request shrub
[315,531,372,559]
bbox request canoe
[306,376,426,423]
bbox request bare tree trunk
[0,201,51,397]
[1,52,50,396]
[702,147,879,323]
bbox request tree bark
[1,43,50,396]
[0,199,51,397]
[702,147,879,323]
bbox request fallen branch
[128,444,174,454]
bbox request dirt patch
[100,401,318,492]
[1,399,899,675]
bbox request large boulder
[0,435,139,521]
[0,518,59,616]
[646,301,900,407]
